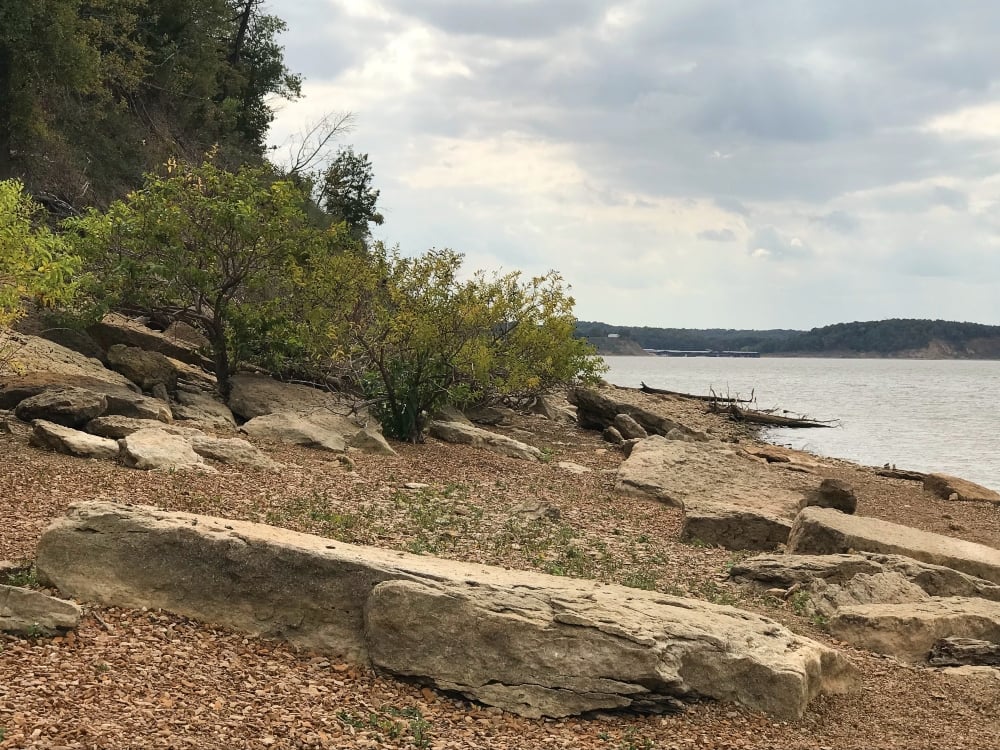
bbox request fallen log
[639,382,750,403]
[876,468,927,482]
[715,404,837,429]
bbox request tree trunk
[208,319,232,400]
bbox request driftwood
[713,404,837,429]
[639,382,750,403]
[876,468,927,482]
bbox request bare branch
[280,112,355,176]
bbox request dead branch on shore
[711,402,838,428]
[639,382,751,403]
[876,467,927,482]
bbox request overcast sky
[266,0,1000,329]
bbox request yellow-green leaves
[0,180,79,326]
[297,243,604,442]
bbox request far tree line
[577,319,1000,356]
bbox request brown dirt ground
[2,387,1000,750]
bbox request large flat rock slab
[829,597,1000,663]
[37,501,858,720]
[787,507,1000,585]
[617,436,812,522]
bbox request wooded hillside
[579,318,1000,358]
[0,0,299,211]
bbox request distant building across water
[645,349,760,358]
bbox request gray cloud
[267,0,1000,327]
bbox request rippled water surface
[602,356,1000,491]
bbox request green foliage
[0,180,79,325]
[66,158,326,392]
[299,244,604,442]
[0,0,300,206]
[319,146,384,242]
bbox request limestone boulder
[227,374,349,420]
[0,584,82,636]
[102,390,172,423]
[30,420,120,460]
[681,503,792,551]
[37,501,859,720]
[189,435,282,471]
[85,415,199,440]
[613,413,648,440]
[171,388,236,428]
[428,420,542,461]
[801,572,930,620]
[616,436,811,520]
[347,425,396,456]
[87,313,212,369]
[924,473,1000,504]
[569,387,700,439]
[15,387,107,427]
[731,552,1000,602]
[787,507,1000,585]
[119,428,214,472]
[240,411,348,453]
[602,426,624,445]
[829,597,1000,663]
[107,344,179,393]
[531,394,576,423]
[0,332,138,394]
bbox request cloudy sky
[266,0,1000,329]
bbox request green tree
[0,180,79,326]
[319,147,384,242]
[0,0,300,207]
[299,245,604,442]
[67,158,323,395]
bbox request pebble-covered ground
[2,388,999,749]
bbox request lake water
[602,356,1000,492]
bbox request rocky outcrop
[15,387,107,427]
[568,387,704,440]
[30,420,121,460]
[0,584,82,636]
[107,344,179,393]
[87,313,212,369]
[730,553,1000,602]
[85,415,198,440]
[0,332,138,393]
[924,473,1000,504]
[786,507,1000,585]
[829,597,1000,663]
[680,504,792,551]
[119,428,214,472]
[37,501,859,720]
[428,421,542,461]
